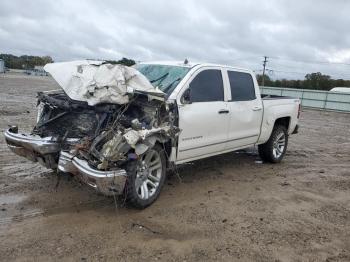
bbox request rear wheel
[258,125,288,163]
[124,144,166,209]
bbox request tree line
[257,73,350,91]
[0,54,54,69]
[0,54,136,70]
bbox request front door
[176,69,230,161]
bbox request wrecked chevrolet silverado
[5,60,300,208]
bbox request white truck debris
[4,60,300,208]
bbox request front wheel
[124,144,166,209]
[258,125,288,163]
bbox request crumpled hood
[44,60,164,106]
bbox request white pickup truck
[5,61,300,208]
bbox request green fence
[260,86,350,112]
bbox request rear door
[225,69,263,149]
[176,68,230,161]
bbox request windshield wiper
[150,72,169,84]
[163,77,181,94]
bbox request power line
[266,68,350,79]
[231,55,350,66]
[236,55,350,79]
[231,56,260,62]
[254,67,350,78]
[267,68,307,75]
[268,61,307,70]
[271,56,350,66]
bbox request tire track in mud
[0,198,117,225]
[0,161,47,180]
[0,210,44,225]
[286,163,350,168]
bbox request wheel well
[156,140,172,160]
[274,117,290,130]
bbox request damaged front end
[4,61,179,196]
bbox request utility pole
[262,56,268,86]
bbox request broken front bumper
[4,126,60,168]
[58,151,126,195]
[4,127,127,196]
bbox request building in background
[330,87,350,93]
[34,65,44,71]
[0,59,5,73]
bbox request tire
[124,144,166,209]
[258,125,288,163]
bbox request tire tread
[124,144,166,209]
[258,125,288,163]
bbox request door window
[188,69,224,102]
[228,71,256,101]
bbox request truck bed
[257,94,300,144]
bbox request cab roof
[138,61,253,74]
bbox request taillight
[297,103,301,119]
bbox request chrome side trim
[179,134,259,152]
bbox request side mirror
[181,88,192,104]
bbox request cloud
[1,0,350,79]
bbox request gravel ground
[0,73,349,262]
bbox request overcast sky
[1,0,350,79]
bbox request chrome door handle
[252,107,262,111]
[218,109,229,114]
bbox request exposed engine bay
[33,88,179,171]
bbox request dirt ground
[0,73,349,262]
